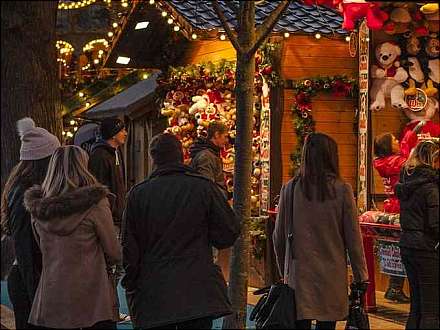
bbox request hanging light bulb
[191,33,198,40]
[86,102,91,107]
[142,73,149,79]
[78,92,84,98]
[167,18,173,24]
[94,59,100,64]
[220,34,226,40]
[315,33,321,39]
[149,0,155,4]
[173,25,180,32]
[345,35,351,42]
[70,120,75,125]
[107,31,114,38]
[284,32,290,38]
[121,2,128,7]
[161,11,168,17]
[112,22,118,28]
[98,50,104,55]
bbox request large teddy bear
[370,42,409,111]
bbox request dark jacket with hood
[89,140,125,226]
[121,163,240,329]
[396,166,439,252]
[189,137,227,198]
[24,185,121,329]
[5,182,41,302]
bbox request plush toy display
[404,57,425,95]
[370,42,409,111]
[384,6,412,35]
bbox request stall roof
[167,0,346,35]
[85,71,160,119]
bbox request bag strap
[284,176,299,281]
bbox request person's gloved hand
[351,281,369,294]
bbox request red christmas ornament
[262,66,273,75]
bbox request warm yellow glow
[83,39,109,52]
[220,34,226,40]
[162,11,168,17]
[70,120,75,125]
[284,32,290,38]
[107,31,114,38]
[315,33,321,39]
[142,73,149,79]
[345,36,351,42]
[79,92,85,98]
[167,18,173,24]
[191,33,197,40]
[173,25,180,32]
[112,22,118,28]
[122,2,128,7]
[58,0,97,10]
[149,0,155,4]
[94,59,100,64]
[86,102,91,107]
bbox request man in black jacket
[88,117,128,322]
[122,133,240,329]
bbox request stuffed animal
[401,97,440,145]
[420,3,439,15]
[341,0,389,31]
[404,57,425,95]
[384,6,412,35]
[424,37,439,96]
[188,94,209,114]
[370,42,409,111]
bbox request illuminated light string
[58,0,97,10]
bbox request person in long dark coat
[122,133,240,329]
[1,117,60,329]
[396,140,439,329]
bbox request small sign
[405,88,428,112]
[378,240,406,277]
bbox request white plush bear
[370,42,409,111]
[188,94,209,115]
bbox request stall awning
[85,71,160,119]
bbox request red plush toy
[341,0,389,31]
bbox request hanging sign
[378,240,406,277]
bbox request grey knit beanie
[17,117,61,160]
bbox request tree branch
[246,0,290,57]
[212,0,244,55]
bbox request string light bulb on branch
[191,33,198,40]
[315,33,321,39]
[58,0,97,10]
[220,34,226,40]
[284,32,290,38]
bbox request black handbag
[345,283,370,330]
[250,178,298,329]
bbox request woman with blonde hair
[24,145,121,330]
[396,140,439,329]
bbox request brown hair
[1,158,50,235]
[41,145,98,197]
[299,132,341,202]
[374,133,393,158]
[207,121,228,140]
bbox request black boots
[384,288,410,303]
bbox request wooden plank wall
[182,40,236,64]
[281,36,358,189]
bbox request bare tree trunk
[213,1,290,328]
[224,55,255,330]
[1,1,62,189]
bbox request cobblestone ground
[2,282,405,329]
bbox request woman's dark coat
[121,164,240,329]
[396,166,439,252]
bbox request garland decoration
[289,75,357,175]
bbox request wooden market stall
[101,0,360,288]
[98,1,439,309]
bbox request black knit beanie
[149,133,183,165]
[101,118,125,140]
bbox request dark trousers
[7,264,34,329]
[401,249,439,329]
[295,320,336,330]
[35,320,116,330]
[148,317,213,329]
[388,275,405,290]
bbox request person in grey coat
[274,133,368,330]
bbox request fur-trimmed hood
[24,185,111,236]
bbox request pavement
[1,281,406,329]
